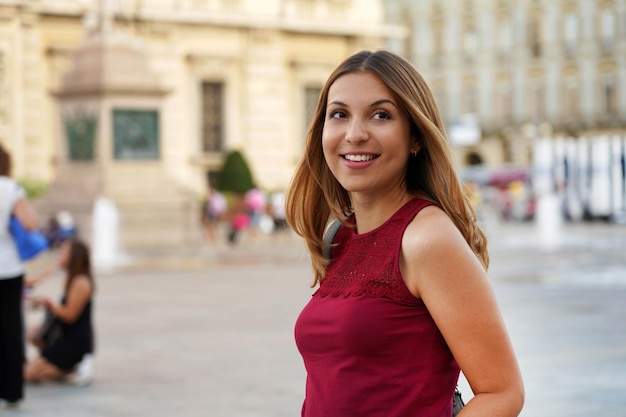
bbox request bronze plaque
[113,109,159,160]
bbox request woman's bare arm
[12,196,39,231]
[401,206,524,417]
[45,276,92,324]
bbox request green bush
[217,150,255,194]
[18,179,48,200]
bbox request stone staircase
[35,163,200,252]
[34,164,102,246]
[102,163,200,250]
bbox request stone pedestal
[38,31,197,253]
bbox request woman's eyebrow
[327,99,397,108]
[370,99,397,108]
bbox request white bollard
[610,136,625,222]
[535,191,562,250]
[590,136,612,218]
[92,197,122,271]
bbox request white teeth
[344,154,375,162]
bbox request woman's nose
[345,119,368,143]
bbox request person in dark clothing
[0,143,40,409]
[24,239,95,385]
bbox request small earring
[411,149,418,157]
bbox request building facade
[384,0,626,168]
[0,0,403,193]
[0,0,405,251]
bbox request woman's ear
[410,138,422,155]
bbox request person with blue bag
[0,142,41,409]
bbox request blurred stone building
[0,0,403,250]
[384,0,626,168]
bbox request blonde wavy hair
[285,50,488,286]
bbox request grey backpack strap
[322,219,342,261]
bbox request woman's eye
[330,110,347,119]
[373,111,391,120]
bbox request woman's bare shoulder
[403,204,476,268]
[69,274,93,293]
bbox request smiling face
[322,71,416,199]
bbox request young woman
[25,239,95,384]
[0,143,39,408]
[286,50,524,417]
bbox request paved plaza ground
[7,220,626,416]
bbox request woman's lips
[341,153,379,168]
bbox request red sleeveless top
[294,198,460,417]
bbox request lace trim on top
[315,198,434,303]
[316,259,411,302]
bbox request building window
[530,84,545,122]
[433,86,447,121]
[201,81,224,153]
[328,0,349,17]
[603,77,618,117]
[0,51,6,125]
[222,0,242,12]
[296,0,316,16]
[463,86,477,114]
[495,85,512,125]
[496,17,512,61]
[0,51,4,87]
[462,21,479,63]
[527,13,542,58]
[432,15,445,67]
[563,12,579,57]
[599,8,617,52]
[564,79,580,121]
[304,86,321,138]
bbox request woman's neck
[350,191,413,234]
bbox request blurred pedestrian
[0,143,39,409]
[227,195,249,245]
[24,238,95,386]
[42,214,63,248]
[286,50,524,417]
[56,210,76,240]
[202,187,227,242]
[270,191,289,238]
[245,187,266,240]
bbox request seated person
[24,239,95,385]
